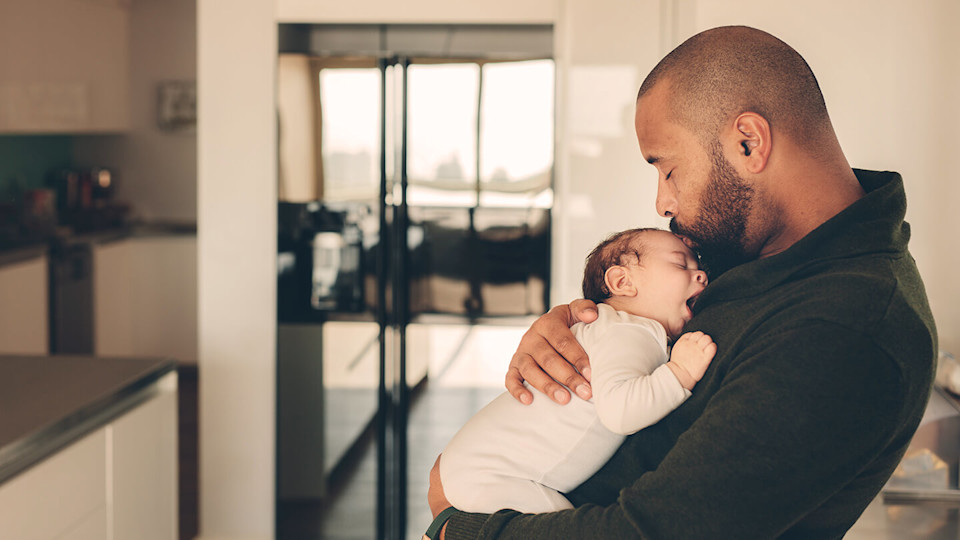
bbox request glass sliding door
[276,55,384,540]
[378,56,411,540]
[276,24,554,540]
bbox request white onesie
[439,303,691,514]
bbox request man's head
[637,25,832,153]
[635,26,841,276]
[582,228,707,339]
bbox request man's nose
[655,179,677,218]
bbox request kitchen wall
[73,0,197,223]
[197,0,960,537]
[0,136,72,196]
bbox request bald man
[425,26,937,539]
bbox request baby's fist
[668,331,717,389]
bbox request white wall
[74,0,198,223]
[275,0,556,23]
[0,0,130,133]
[197,0,277,538]
[551,0,666,303]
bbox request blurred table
[847,386,960,539]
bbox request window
[318,67,381,201]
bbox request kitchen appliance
[49,240,94,354]
[47,167,127,232]
[277,201,366,321]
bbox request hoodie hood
[694,169,909,309]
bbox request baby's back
[439,308,647,513]
[439,380,624,513]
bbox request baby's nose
[695,271,708,285]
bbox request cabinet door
[0,428,107,540]
[111,373,178,540]
[93,240,135,356]
[0,0,129,133]
[94,236,197,363]
[0,255,49,354]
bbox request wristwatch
[423,506,459,540]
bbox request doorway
[274,24,555,540]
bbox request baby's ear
[604,266,636,297]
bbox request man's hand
[667,331,717,390]
[428,454,452,517]
[506,299,599,405]
[427,455,452,539]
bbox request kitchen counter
[846,386,960,538]
[0,355,176,485]
[0,220,196,268]
[60,220,197,249]
[0,242,48,267]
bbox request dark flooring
[177,364,199,540]
[275,322,520,540]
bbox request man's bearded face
[670,142,755,277]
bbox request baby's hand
[667,331,717,390]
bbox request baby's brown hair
[582,228,660,304]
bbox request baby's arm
[666,331,717,390]
[591,324,699,434]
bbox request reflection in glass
[407,63,479,206]
[480,60,554,187]
[320,68,381,200]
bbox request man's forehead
[635,91,679,157]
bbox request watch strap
[424,506,459,539]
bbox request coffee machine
[277,201,366,321]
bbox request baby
[437,228,716,513]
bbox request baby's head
[582,228,708,339]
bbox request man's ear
[731,112,771,174]
[604,266,637,297]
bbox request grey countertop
[0,220,196,268]
[0,355,176,484]
[0,243,49,267]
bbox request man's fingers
[534,307,592,384]
[505,363,533,405]
[521,346,593,403]
[539,352,592,401]
[428,454,452,518]
[509,351,573,404]
[506,300,597,405]
[569,298,599,325]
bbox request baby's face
[625,230,708,339]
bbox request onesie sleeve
[589,322,690,435]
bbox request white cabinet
[94,235,198,363]
[0,0,130,133]
[0,254,49,355]
[112,377,179,540]
[0,372,178,540]
[0,428,107,540]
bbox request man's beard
[669,142,755,278]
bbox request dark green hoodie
[444,169,937,539]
